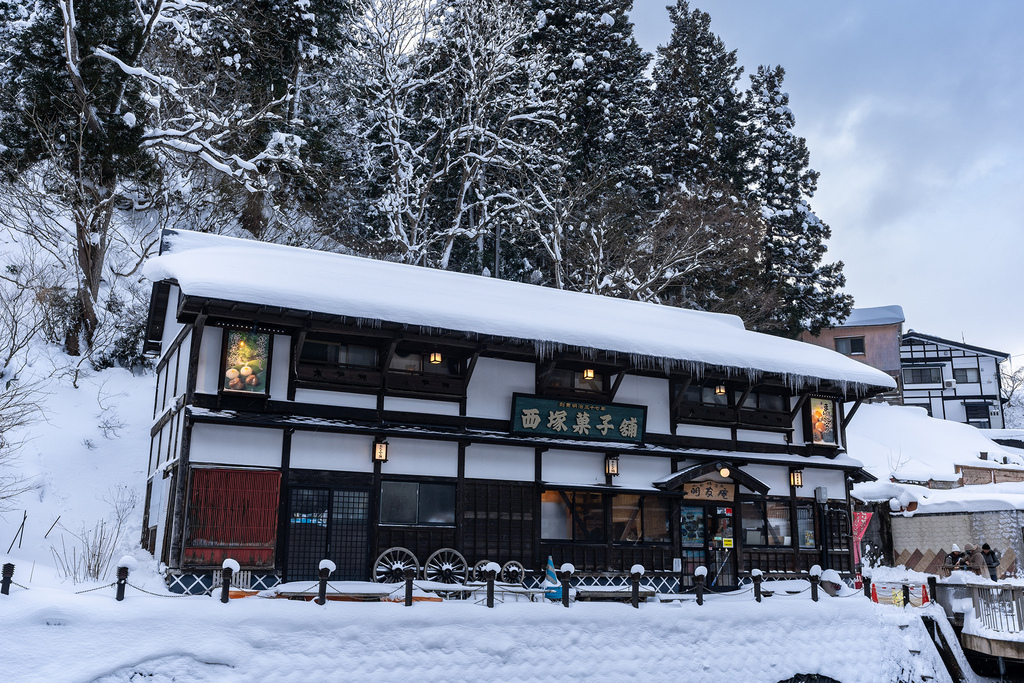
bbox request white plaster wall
[189,423,282,467]
[614,454,672,490]
[173,342,186,398]
[269,334,291,400]
[736,429,788,445]
[738,464,791,496]
[676,424,732,440]
[800,468,847,500]
[152,475,173,560]
[384,396,461,416]
[464,444,535,481]
[290,431,375,472]
[790,397,805,444]
[160,285,183,350]
[196,327,223,395]
[542,449,605,485]
[294,389,378,410]
[614,375,671,435]
[381,438,458,477]
[466,358,536,419]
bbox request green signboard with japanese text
[509,394,647,444]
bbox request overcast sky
[629,1,1024,365]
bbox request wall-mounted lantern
[605,455,619,476]
[790,470,803,487]
[718,466,731,478]
[715,384,726,396]
[429,351,443,365]
[373,437,389,463]
[582,368,596,381]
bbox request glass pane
[541,490,572,539]
[765,501,791,547]
[797,505,816,548]
[683,385,701,403]
[301,340,336,364]
[835,338,851,355]
[680,506,705,547]
[423,355,459,375]
[735,391,757,409]
[612,494,642,542]
[379,481,417,525]
[223,331,270,393]
[760,393,786,412]
[418,483,455,525]
[390,351,422,373]
[740,502,766,546]
[573,492,605,542]
[809,398,836,444]
[642,497,672,543]
[850,337,865,354]
[702,386,728,405]
[547,369,574,388]
[346,345,378,367]
[574,372,604,392]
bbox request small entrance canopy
[654,461,770,497]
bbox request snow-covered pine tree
[650,0,746,191]
[527,0,653,290]
[744,65,852,337]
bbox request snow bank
[0,585,948,683]
[143,230,895,394]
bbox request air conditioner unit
[943,379,957,389]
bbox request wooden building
[141,230,895,594]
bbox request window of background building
[953,367,981,384]
[835,337,866,356]
[903,367,943,385]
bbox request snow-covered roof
[847,403,1024,484]
[839,305,905,328]
[848,403,1024,513]
[143,230,895,394]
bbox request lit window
[541,490,605,542]
[741,501,791,547]
[611,494,671,543]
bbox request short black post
[1,563,13,596]
[404,567,415,607]
[902,583,910,608]
[753,572,763,603]
[863,577,871,598]
[556,570,572,608]
[810,575,819,602]
[220,567,233,604]
[316,566,330,606]
[116,566,128,601]
[927,576,937,606]
[486,569,496,608]
[695,575,705,606]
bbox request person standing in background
[982,543,1000,581]
[965,543,987,577]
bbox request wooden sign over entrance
[681,481,735,502]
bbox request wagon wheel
[472,559,493,582]
[373,546,419,583]
[501,560,526,585]
[424,548,468,584]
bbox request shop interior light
[373,437,389,463]
[605,455,619,476]
[790,470,803,487]
[582,368,595,381]
[429,351,443,365]
[715,384,726,396]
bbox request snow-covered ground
[0,576,953,683]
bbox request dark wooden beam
[841,398,864,431]
[788,393,810,423]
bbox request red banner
[852,511,873,566]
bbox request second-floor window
[953,367,980,384]
[903,367,943,385]
[301,340,378,368]
[835,336,865,356]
